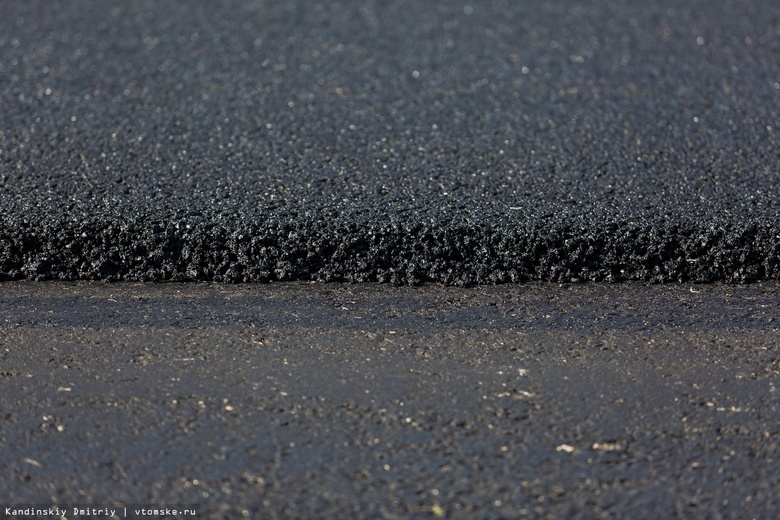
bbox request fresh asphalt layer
[1,281,779,519]
[1,0,780,283]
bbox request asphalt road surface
[1,0,779,283]
[2,282,780,519]
[2,1,780,519]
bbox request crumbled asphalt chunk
[1,0,779,283]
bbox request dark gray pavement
[1,282,780,519]
[3,2,780,519]
[2,0,780,283]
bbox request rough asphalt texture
[2,282,780,519]
[2,0,780,283]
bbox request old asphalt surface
[2,0,780,518]
[2,281,780,519]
